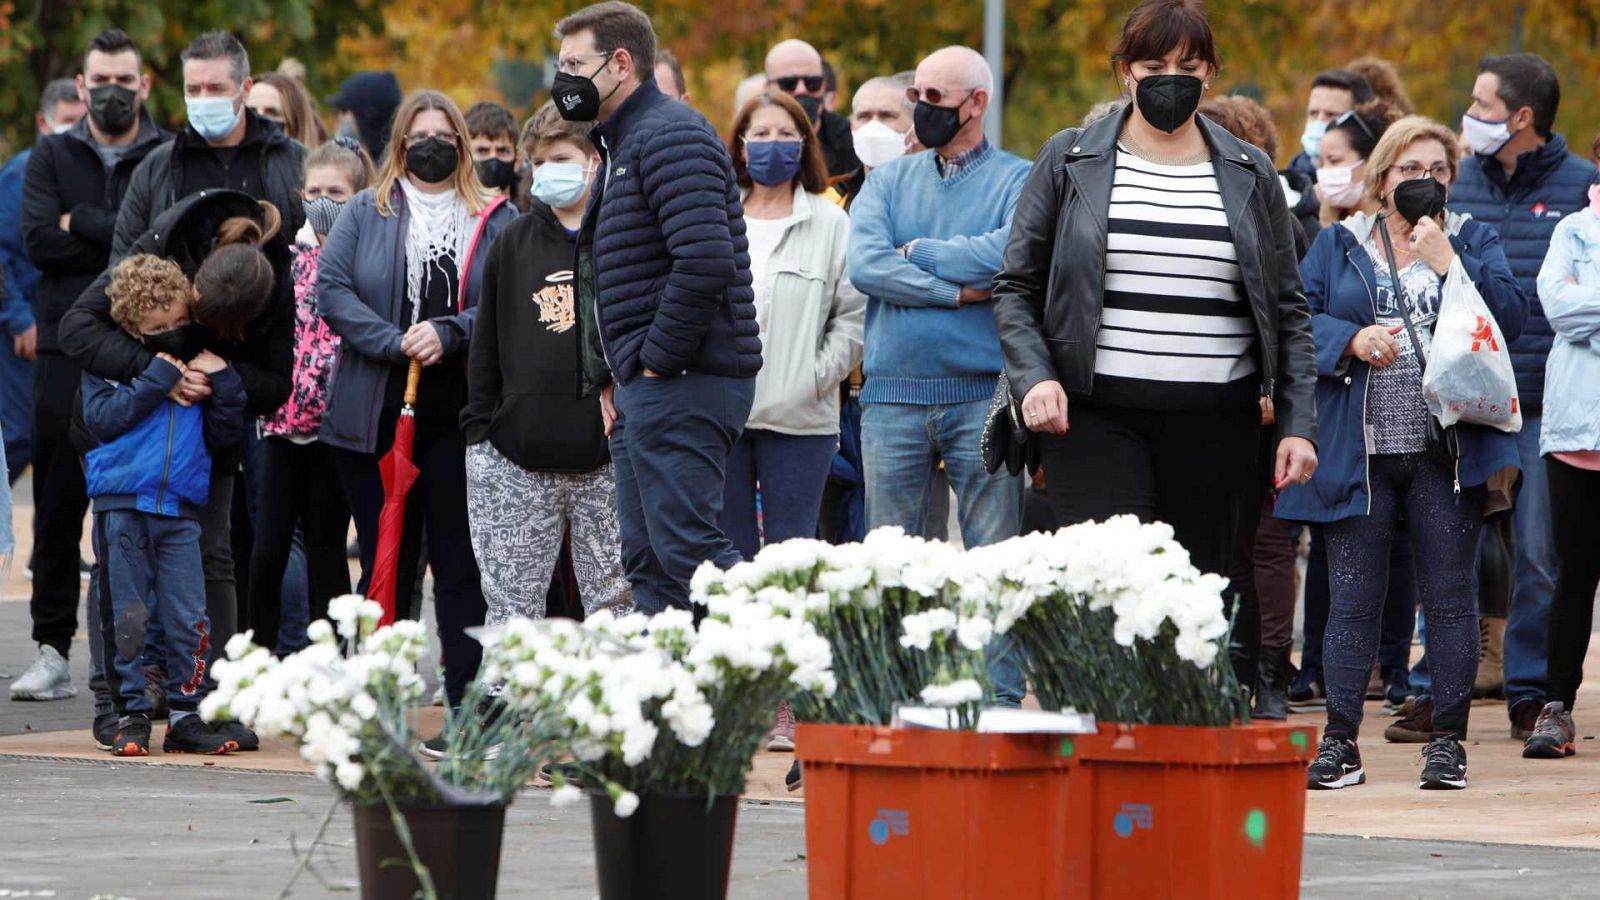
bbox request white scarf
[398,177,475,325]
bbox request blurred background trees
[2,0,1597,163]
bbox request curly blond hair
[107,254,192,330]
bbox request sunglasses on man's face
[771,74,825,94]
[907,86,976,107]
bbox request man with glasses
[551,1,760,614]
[764,39,857,177]
[845,45,1031,703]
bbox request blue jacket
[585,80,762,385]
[848,141,1031,405]
[0,150,38,339]
[1536,207,1600,455]
[1274,212,1527,524]
[83,359,246,518]
[317,188,514,453]
[1446,135,1599,413]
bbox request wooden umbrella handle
[403,358,423,406]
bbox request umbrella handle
[403,358,423,406]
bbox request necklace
[1118,127,1210,166]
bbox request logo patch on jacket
[1529,202,1564,219]
[533,270,576,333]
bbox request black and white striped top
[1090,146,1258,411]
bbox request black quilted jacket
[581,80,762,386]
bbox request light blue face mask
[187,93,242,141]
[1299,118,1328,163]
[531,162,591,209]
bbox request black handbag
[1374,213,1461,467]
[981,372,1039,477]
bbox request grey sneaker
[1522,701,1576,759]
[9,644,76,701]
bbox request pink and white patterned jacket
[259,239,341,437]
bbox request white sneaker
[9,644,77,701]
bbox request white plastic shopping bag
[1422,259,1522,433]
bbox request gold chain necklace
[1118,127,1211,167]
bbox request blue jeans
[1504,414,1554,712]
[612,372,754,614]
[93,511,209,717]
[862,399,1026,706]
[721,429,838,560]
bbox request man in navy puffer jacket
[1447,52,1600,737]
[555,1,761,613]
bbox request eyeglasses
[770,74,825,94]
[406,130,458,147]
[557,50,613,76]
[906,86,976,106]
[1396,162,1451,180]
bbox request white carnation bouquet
[486,601,835,816]
[692,528,994,728]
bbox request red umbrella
[367,359,423,626]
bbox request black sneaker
[165,716,239,754]
[111,714,152,757]
[1381,668,1412,716]
[1307,735,1364,790]
[93,712,120,752]
[1522,701,1576,759]
[785,760,803,793]
[210,719,260,751]
[1419,736,1467,790]
[1287,668,1325,712]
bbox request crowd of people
[0,0,1597,792]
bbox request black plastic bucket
[589,792,739,899]
[353,801,506,900]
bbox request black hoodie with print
[462,200,607,473]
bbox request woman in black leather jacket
[991,0,1317,578]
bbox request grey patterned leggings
[466,442,632,623]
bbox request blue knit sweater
[847,143,1030,405]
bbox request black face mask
[406,137,459,185]
[142,323,212,363]
[913,99,969,150]
[1392,177,1448,226]
[476,158,517,191]
[1134,74,1204,134]
[551,59,621,123]
[88,84,138,136]
[795,94,824,125]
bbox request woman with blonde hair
[1279,116,1526,791]
[247,71,325,147]
[317,91,515,748]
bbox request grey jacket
[745,186,864,435]
[317,186,515,453]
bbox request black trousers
[29,350,88,657]
[1039,401,1261,578]
[248,437,352,653]
[1545,456,1600,711]
[336,413,485,707]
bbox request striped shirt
[1090,146,1258,411]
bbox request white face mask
[851,119,910,169]
[1461,112,1515,156]
[1300,118,1329,162]
[48,119,74,135]
[1316,163,1365,209]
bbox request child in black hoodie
[462,102,631,622]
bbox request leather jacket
[992,108,1317,446]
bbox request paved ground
[1,758,1598,899]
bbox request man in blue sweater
[847,45,1030,702]
[1445,52,1600,741]
[554,2,761,614]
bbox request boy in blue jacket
[89,254,247,756]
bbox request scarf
[398,177,475,325]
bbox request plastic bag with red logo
[1422,258,1522,433]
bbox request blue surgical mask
[1300,118,1328,162]
[531,162,590,209]
[187,93,242,142]
[745,139,803,187]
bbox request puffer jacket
[992,106,1317,446]
[1274,211,1527,524]
[259,237,340,437]
[1536,205,1600,455]
[1446,135,1599,413]
[581,80,762,386]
